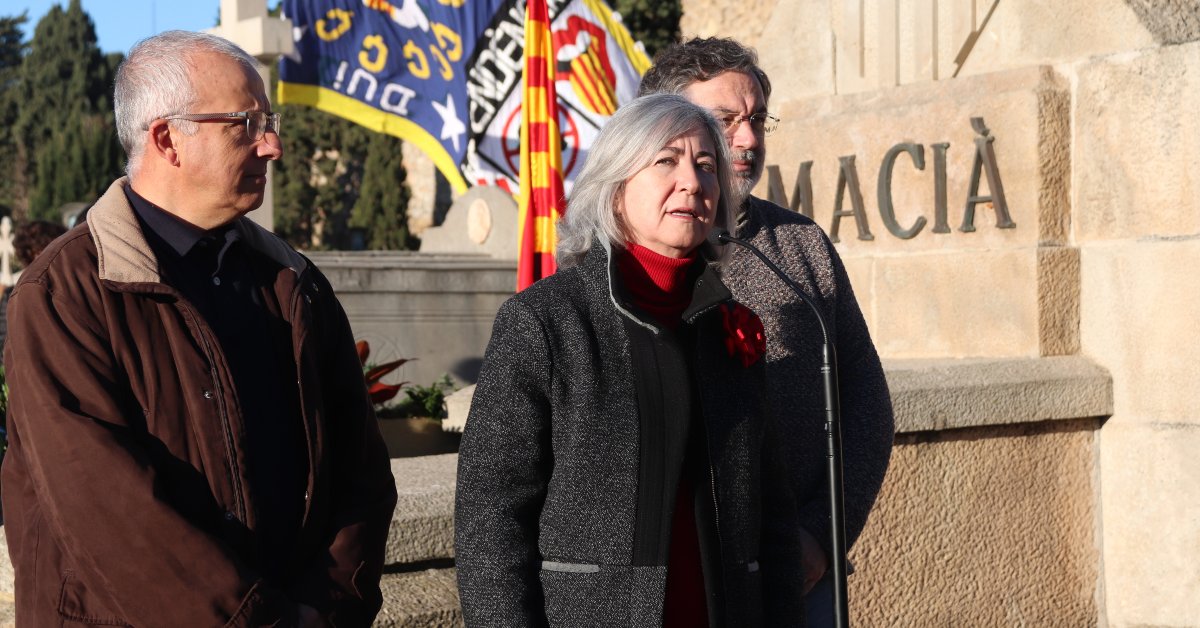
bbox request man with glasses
[640,38,895,626]
[2,31,396,627]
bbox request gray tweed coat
[728,196,895,553]
[455,238,804,628]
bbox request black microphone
[709,227,851,628]
[707,227,733,247]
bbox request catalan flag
[516,0,567,291]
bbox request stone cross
[207,0,294,232]
[0,217,14,286]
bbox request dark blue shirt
[124,186,308,583]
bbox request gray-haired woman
[455,93,804,627]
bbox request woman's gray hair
[557,93,739,267]
[114,31,260,176]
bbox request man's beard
[731,149,762,200]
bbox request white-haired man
[2,31,396,627]
[640,37,896,626]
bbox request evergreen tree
[273,89,370,250]
[612,0,681,57]
[14,0,123,220]
[0,13,28,212]
[351,132,414,250]
[270,64,415,251]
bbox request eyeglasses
[715,111,780,136]
[161,110,282,141]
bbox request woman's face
[618,127,720,258]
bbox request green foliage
[382,375,455,420]
[270,67,416,251]
[273,99,369,249]
[0,14,24,82]
[0,13,29,211]
[10,0,123,220]
[351,132,416,250]
[612,0,682,57]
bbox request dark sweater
[728,196,894,553]
[616,243,708,628]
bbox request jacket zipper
[707,459,721,547]
[185,302,248,522]
[290,272,319,523]
[208,363,247,522]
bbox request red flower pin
[720,303,767,367]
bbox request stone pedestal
[419,186,519,260]
[306,251,514,390]
[677,1,1200,624]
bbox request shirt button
[224,511,235,521]
[212,276,222,286]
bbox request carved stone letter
[877,143,928,239]
[830,155,874,243]
[766,162,815,219]
[932,142,951,233]
[962,117,1016,232]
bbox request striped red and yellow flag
[517,0,567,291]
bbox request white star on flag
[432,95,467,153]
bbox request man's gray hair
[557,93,739,268]
[114,30,260,176]
[637,37,772,103]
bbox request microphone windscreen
[707,228,730,246]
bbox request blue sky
[9,0,231,54]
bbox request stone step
[376,568,462,628]
[387,454,457,566]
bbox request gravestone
[420,186,520,260]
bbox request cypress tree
[350,132,414,250]
[15,0,123,221]
[272,97,375,250]
[0,13,28,213]
[270,62,415,251]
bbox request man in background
[2,31,396,626]
[640,37,896,625]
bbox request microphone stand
[713,230,850,628]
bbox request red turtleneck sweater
[617,243,709,628]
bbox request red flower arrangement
[719,303,767,367]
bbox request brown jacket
[1,179,397,626]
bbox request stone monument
[677,0,1200,624]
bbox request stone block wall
[308,251,515,388]
[1073,41,1200,625]
[759,65,1075,360]
[679,0,1200,624]
[851,420,1101,626]
[850,356,1111,625]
